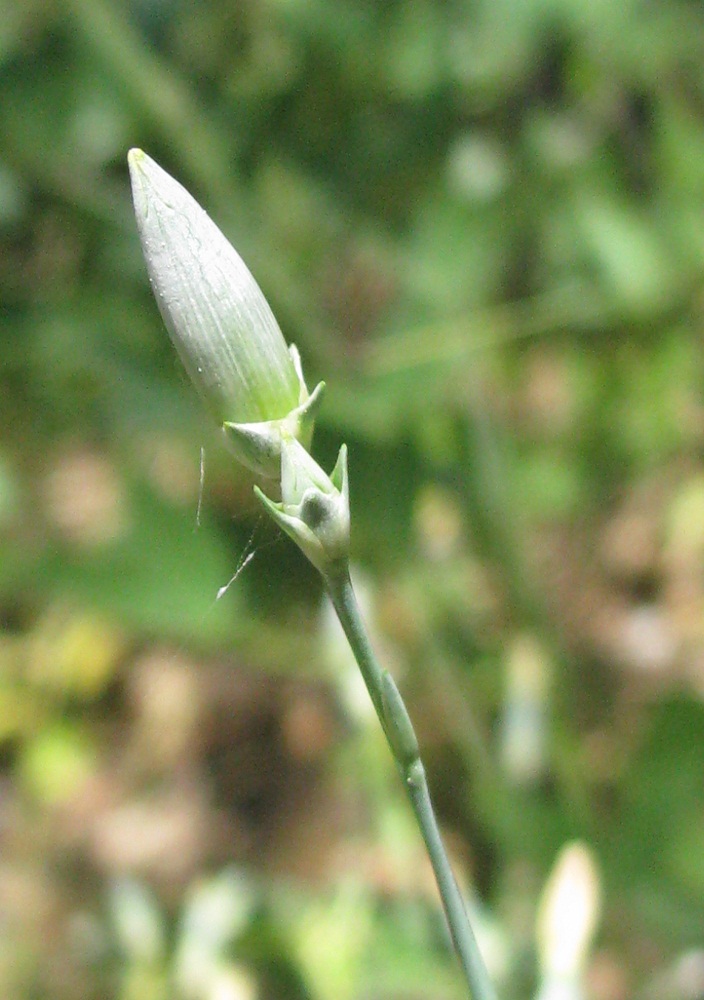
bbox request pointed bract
[223,380,325,479]
[254,440,350,575]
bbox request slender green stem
[324,567,387,722]
[324,567,498,1000]
[406,759,497,1000]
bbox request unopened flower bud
[128,149,323,477]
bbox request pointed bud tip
[127,148,148,185]
[127,148,156,224]
[127,149,177,210]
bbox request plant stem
[324,567,498,1000]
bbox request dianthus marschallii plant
[128,148,498,1000]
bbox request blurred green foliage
[2,0,704,998]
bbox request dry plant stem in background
[128,148,498,1000]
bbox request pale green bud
[127,149,323,477]
[254,438,350,576]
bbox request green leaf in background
[42,477,247,647]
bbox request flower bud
[254,439,350,576]
[128,149,323,477]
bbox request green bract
[254,438,350,577]
[128,149,323,478]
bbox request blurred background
[2,1,704,998]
